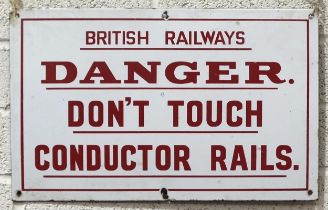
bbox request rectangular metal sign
[11,9,318,201]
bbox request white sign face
[11,9,318,201]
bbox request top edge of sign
[13,9,316,20]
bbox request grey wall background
[0,0,327,209]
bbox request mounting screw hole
[309,13,314,19]
[16,190,22,197]
[308,190,313,195]
[162,11,169,20]
[160,188,169,199]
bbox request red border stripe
[306,20,310,190]
[22,18,308,21]
[20,19,25,191]
[20,18,310,192]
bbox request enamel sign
[10,9,318,201]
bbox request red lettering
[276,145,292,170]
[230,145,248,170]
[206,62,238,84]
[165,62,199,84]
[261,145,274,170]
[68,101,84,127]
[52,145,67,171]
[80,62,121,84]
[211,145,227,170]
[70,145,84,170]
[174,145,191,170]
[246,62,285,84]
[41,61,77,83]
[156,145,171,170]
[121,145,136,171]
[35,145,50,171]
[124,62,160,84]
[87,145,101,171]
